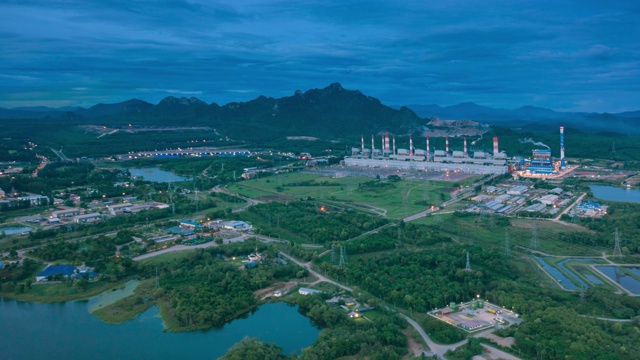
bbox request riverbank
[0,277,134,303]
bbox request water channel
[0,299,320,359]
[589,185,640,203]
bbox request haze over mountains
[1,84,639,137]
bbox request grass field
[229,172,452,219]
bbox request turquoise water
[0,226,33,235]
[589,185,640,203]
[128,168,191,183]
[0,300,320,360]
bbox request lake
[589,185,640,203]
[128,168,191,183]
[0,226,33,235]
[0,300,320,359]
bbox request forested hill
[0,83,425,142]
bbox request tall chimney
[426,136,430,159]
[381,135,384,152]
[445,136,450,155]
[361,134,364,153]
[371,134,375,152]
[385,134,390,151]
[409,135,414,156]
[560,126,565,169]
[392,136,396,155]
[464,137,468,157]
[493,137,499,156]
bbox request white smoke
[519,138,550,149]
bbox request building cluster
[42,201,170,226]
[345,135,509,175]
[571,201,608,218]
[35,264,98,282]
[466,182,573,216]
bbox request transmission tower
[530,219,539,249]
[613,228,622,257]
[465,251,471,271]
[339,245,347,266]
[504,231,511,258]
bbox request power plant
[347,134,509,175]
[346,126,569,177]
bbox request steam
[519,138,550,149]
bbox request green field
[228,172,452,219]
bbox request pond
[128,168,191,183]
[0,226,33,235]
[595,266,640,295]
[589,185,640,203]
[534,257,578,290]
[0,300,320,360]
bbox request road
[278,251,353,292]
[552,192,586,221]
[132,234,247,261]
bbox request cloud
[0,1,638,112]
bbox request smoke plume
[519,138,550,149]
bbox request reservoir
[589,185,640,203]
[128,168,191,183]
[0,300,320,360]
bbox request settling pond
[0,226,33,235]
[0,299,320,360]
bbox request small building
[106,203,134,215]
[343,298,356,306]
[538,194,559,206]
[52,208,83,218]
[459,320,488,331]
[298,287,323,296]
[222,221,252,231]
[73,213,102,224]
[439,307,455,315]
[36,264,77,282]
[18,195,49,206]
[273,290,282,297]
[0,261,5,269]
[179,220,202,229]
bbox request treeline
[246,201,388,244]
[294,295,407,360]
[328,245,514,312]
[497,307,640,359]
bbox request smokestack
[392,136,396,155]
[445,136,450,155]
[361,134,364,153]
[385,134,390,151]
[426,136,430,159]
[493,137,499,156]
[381,135,384,152]
[560,126,565,169]
[371,134,375,152]
[409,135,414,156]
[464,137,468,157]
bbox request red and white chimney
[426,136,430,158]
[493,137,499,156]
[385,134,390,151]
[463,137,468,157]
[409,135,414,156]
[445,136,450,155]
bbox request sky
[1,0,639,112]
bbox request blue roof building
[0,261,4,269]
[36,265,77,282]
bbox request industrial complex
[344,126,571,177]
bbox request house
[18,195,49,206]
[73,213,102,223]
[36,264,77,282]
[0,188,5,199]
[343,298,356,306]
[298,287,323,296]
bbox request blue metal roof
[38,265,77,277]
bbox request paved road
[132,235,246,261]
[553,192,586,221]
[480,343,522,360]
[580,315,633,322]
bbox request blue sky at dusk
[1,0,638,112]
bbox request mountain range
[1,84,639,138]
